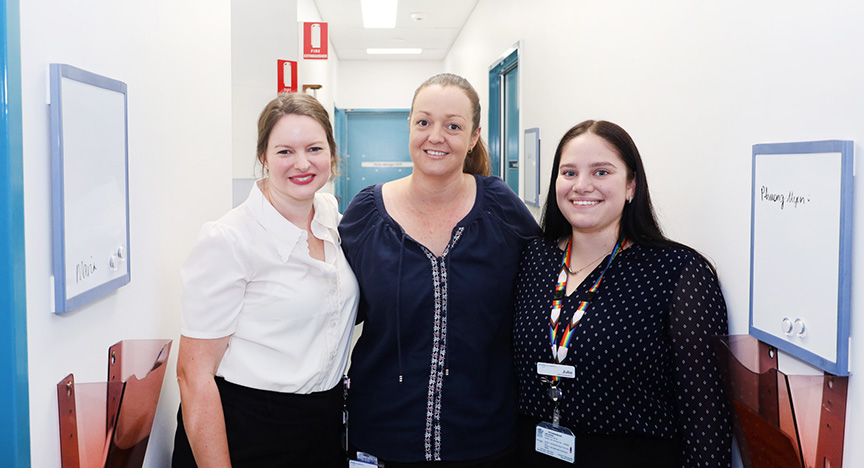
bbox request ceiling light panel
[366,48,423,55]
[361,0,398,28]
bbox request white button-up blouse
[180,181,359,394]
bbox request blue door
[334,109,411,212]
[1,0,32,465]
[489,47,520,195]
[503,66,519,192]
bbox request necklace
[564,251,609,276]
[549,236,627,365]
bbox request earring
[468,147,473,155]
[626,196,633,204]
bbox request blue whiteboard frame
[50,64,130,314]
[749,140,853,376]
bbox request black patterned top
[514,237,732,467]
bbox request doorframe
[332,107,409,212]
[1,0,32,465]
[333,107,347,209]
[488,43,520,184]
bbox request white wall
[298,0,339,116]
[336,60,444,109]
[447,0,864,465]
[298,0,340,194]
[232,0,341,194]
[20,1,232,466]
[232,0,300,180]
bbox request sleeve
[337,185,378,260]
[483,176,541,244]
[337,185,378,324]
[180,222,251,339]
[668,253,733,468]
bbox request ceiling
[312,0,480,61]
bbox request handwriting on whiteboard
[760,186,811,210]
[76,258,97,283]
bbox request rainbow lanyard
[549,236,625,371]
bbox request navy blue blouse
[514,238,732,467]
[339,175,540,463]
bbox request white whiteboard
[749,140,853,376]
[50,64,130,314]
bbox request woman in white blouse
[172,92,359,468]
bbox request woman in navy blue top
[513,120,731,467]
[339,73,539,467]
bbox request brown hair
[410,73,490,176]
[540,120,716,273]
[256,92,338,175]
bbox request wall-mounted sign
[523,128,540,206]
[303,22,328,59]
[277,59,297,93]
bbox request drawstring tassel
[395,233,407,385]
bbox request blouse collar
[245,180,340,262]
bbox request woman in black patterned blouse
[513,120,731,467]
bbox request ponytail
[464,136,490,176]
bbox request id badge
[350,451,379,468]
[349,462,377,468]
[535,421,575,464]
[537,362,575,379]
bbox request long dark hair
[410,73,490,176]
[541,120,713,269]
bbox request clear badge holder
[535,381,576,464]
[57,339,172,468]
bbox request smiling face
[555,132,636,237]
[263,114,332,205]
[408,84,480,178]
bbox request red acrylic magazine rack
[713,335,847,468]
[57,339,172,468]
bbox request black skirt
[172,377,345,468]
